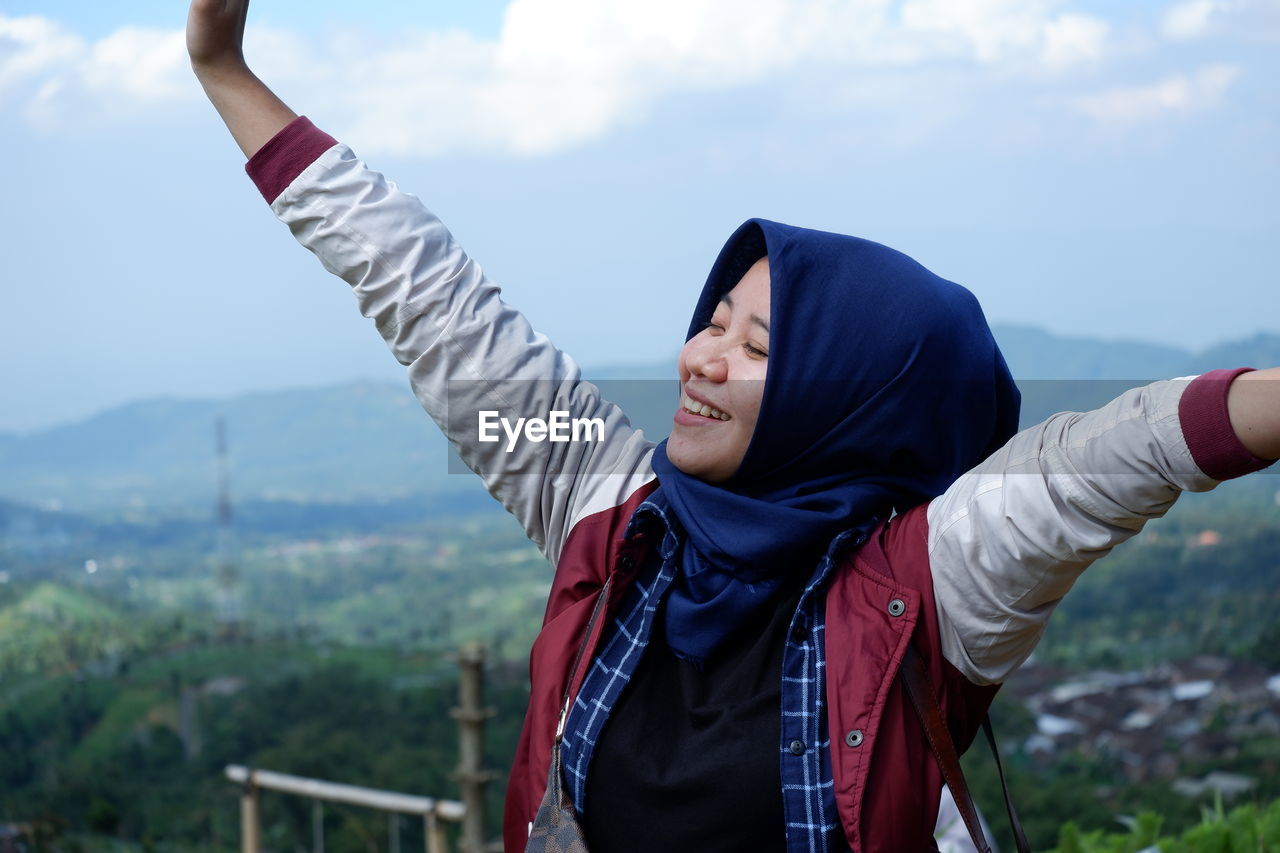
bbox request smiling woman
[666,256,770,483]
[185,2,1280,852]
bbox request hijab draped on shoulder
[651,219,1022,667]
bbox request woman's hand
[186,0,297,158]
[187,0,249,76]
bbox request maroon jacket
[503,488,994,852]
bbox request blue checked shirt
[560,495,867,853]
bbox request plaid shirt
[560,495,867,853]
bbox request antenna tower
[214,416,243,640]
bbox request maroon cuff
[1179,368,1276,480]
[245,116,338,204]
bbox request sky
[1,0,1277,433]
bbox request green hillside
[0,641,528,850]
[0,583,144,676]
[0,489,1276,850]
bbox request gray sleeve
[926,378,1217,685]
[269,143,657,565]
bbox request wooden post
[240,775,261,853]
[425,812,448,853]
[312,799,324,853]
[451,644,497,853]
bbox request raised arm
[187,0,295,158]
[928,368,1276,686]
[185,0,658,567]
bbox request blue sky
[1,0,1277,432]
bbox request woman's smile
[666,256,770,483]
[678,391,731,421]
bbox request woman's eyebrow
[720,294,770,335]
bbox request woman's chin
[665,444,733,483]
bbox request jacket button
[788,740,806,756]
[617,555,635,573]
[845,729,864,748]
[887,598,905,617]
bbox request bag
[524,736,589,853]
[524,576,615,853]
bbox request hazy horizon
[5,321,1278,437]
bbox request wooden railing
[227,644,497,853]
[226,764,463,853]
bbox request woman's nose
[684,336,730,382]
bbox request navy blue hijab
[650,219,1021,666]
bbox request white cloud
[0,15,84,95]
[1041,13,1108,68]
[84,27,189,101]
[899,0,1107,67]
[1161,0,1280,42]
[0,2,1184,158]
[1162,0,1217,39]
[1069,64,1240,124]
[1,15,194,129]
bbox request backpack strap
[900,644,1030,853]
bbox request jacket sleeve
[249,118,657,566]
[926,369,1274,686]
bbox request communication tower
[214,416,243,640]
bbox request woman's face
[667,257,771,483]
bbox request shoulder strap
[900,644,1030,853]
[553,575,615,743]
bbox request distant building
[1011,655,1280,789]
[1193,529,1221,547]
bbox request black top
[582,571,816,853]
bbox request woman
[186,2,1280,850]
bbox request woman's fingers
[186,0,249,71]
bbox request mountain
[0,329,1276,514]
[992,327,1280,427]
[0,499,96,557]
[0,383,468,514]
[991,324,1188,379]
[587,328,1280,382]
[992,326,1280,380]
[1189,333,1280,375]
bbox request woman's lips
[674,407,718,426]
[680,392,730,420]
[673,393,730,426]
